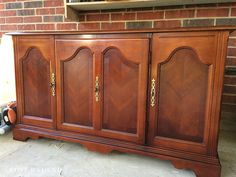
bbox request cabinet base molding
[13,124,221,177]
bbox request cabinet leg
[13,127,40,142]
[171,159,221,177]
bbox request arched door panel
[15,36,55,129]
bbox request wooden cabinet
[11,27,233,177]
[55,36,149,143]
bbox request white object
[0,114,11,135]
[0,125,11,135]
[0,34,16,105]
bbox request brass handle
[50,73,56,96]
[95,76,99,102]
[150,78,156,107]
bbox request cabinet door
[55,39,94,134]
[56,36,149,144]
[148,32,228,154]
[15,36,55,129]
[100,38,149,144]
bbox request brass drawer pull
[50,73,56,96]
[95,76,100,102]
[150,78,156,107]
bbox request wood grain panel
[15,36,55,129]
[157,48,209,143]
[22,48,51,119]
[148,32,222,154]
[63,48,93,126]
[103,48,139,134]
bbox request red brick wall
[0,0,236,113]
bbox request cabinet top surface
[7,26,236,36]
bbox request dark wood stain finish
[22,48,51,119]
[11,27,231,177]
[55,37,148,144]
[14,35,55,129]
[103,48,139,134]
[148,32,227,156]
[63,48,93,126]
[157,48,209,143]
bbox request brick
[0,10,16,16]
[226,57,236,66]
[228,38,236,46]
[224,76,236,84]
[222,94,236,104]
[227,48,236,56]
[222,103,236,113]
[231,8,236,16]
[224,84,236,94]
[24,16,42,23]
[165,10,195,19]
[137,11,164,20]
[225,67,236,75]
[36,8,55,15]
[87,14,109,21]
[183,19,214,27]
[101,22,125,30]
[43,15,63,22]
[126,21,152,29]
[154,20,181,28]
[78,23,100,31]
[5,2,21,9]
[64,14,84,22]
[216,18,236,26]
[44,0,63,7]
[55,7,64,14]
[36,24,55,30]
[64,18,73,22]
[18,24,35,30]
[57,23,77,30]
[0,24,17,30]
[17,9,35,16]
[24,1,42,8]
[0,4,4,10]
[6,16,22,23]
[78,14,85,22]
[0,18,5,23]
[197,8,229,17]
[111,12,135,21]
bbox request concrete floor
[0,112,235,177]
